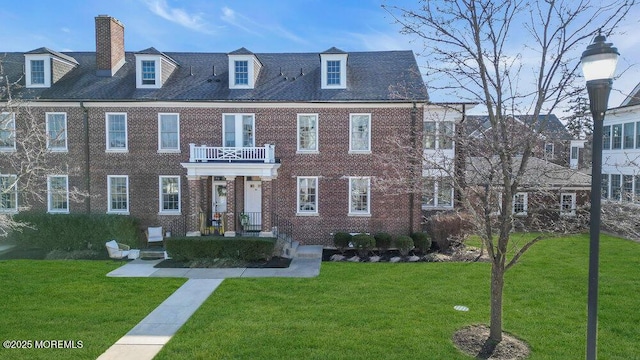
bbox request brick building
[0,15,464,245]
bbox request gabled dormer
[228,47,262,89]
[320,47,348,89]
[134,47,179,89]
[24,47,78,88]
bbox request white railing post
[189,143,195,162]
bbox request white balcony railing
[189,143,276,163]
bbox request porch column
[259,177,274,237]
[224,176,237,237]
[186,176,205,236]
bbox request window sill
[47,148,68,153]
[107,211,130,215]
[422,206,454,210]
[348,213,371,217]
[48,210,69,214]
[158,211,182,216]
[106,149,129,153]
[348,151,371,155]
[296,212,319,217]
[158,149,181,154]
[296,150,319,154]
[0,148,16,152]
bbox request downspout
[409,102,418,233]
[456,104,467,205]
[80,102,90,213]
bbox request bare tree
[382,0,635,351]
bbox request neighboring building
[0,15,466,246]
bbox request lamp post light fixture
[580,31,619,360]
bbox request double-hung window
[560,193,576,216]
[623,175,633,202]
[603,125,611,150]
[601,174,609,199]
[610,174,621,200]
[423,122,436,149]
[624,122,635,149]
[349,114,371,153]
[108,176,129,213]
[0,175,17,212]
[612,124,622,149]
[30,60,45,85]
[326,60,341,86]
[422,178,454,208]
[47,175,69,213]
[297,177,318,214]
[0,112,16,151]
[46,113,67,151]
[297,114,318,152]
[513,192,528,216]
[158,114,180,151]
[234,60,249,85]
[159,176,180,213]
[141,60,156,85]
[106,113,127,151]
[349,177,370,215]
[424,121,454,150]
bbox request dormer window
[234,60,249,85]
[141,60,156,85]
[134,48,179,89]
[228,48,262,90]
[320,47,348,89]
[30,60,45,85]
[24,48,78,88]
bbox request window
[0,112,16,151]
[635,176,640,204]
[601,174,609,199]
[326,60,341,85]
[423,121,436,149]
[571,146,579,160]
[297,114,318,152]
[624,122,635,149]
[0,175,17,212]
[440,122,454,150]
[612,124,622,149]
[349,177,370,215]
[31,60,45,85]
[610,174,621,201]
[159,176,180,213]
[47,175,68,213]
[513,192,528,215]
[46,113,67,151]
[636,122,640,149]
[297,177,318,214]
[422,178,454,208]
[623,175,633,202]
[545,143,554,159]
[223,114,254,147]
[234,60,249,85]
[424,121,454,150]
[603,125,611,150]
[106,113,127,151]
[560,193,576,216]
[349,114,371,152]
[158,114,179,151]
[108,176,129,213]
[141,60,156,85]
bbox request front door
[243,179,262,231]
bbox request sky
[1,0,639,112]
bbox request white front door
[244,179,262,231]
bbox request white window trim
[297,176,319,216]
[348,176,371,216]
[47,175,69,213]
[106,113,128,152]
[222,113,255,147]
[159,175,181,215]
[0,174,18,213]
[560,192,576,217]
[512,192,528,216]
[0,112,16,152]
[25,55,51,88]
[107,175,130,214]
[135,55,162,89]
[228,55,257,89]
[158,113,180,153]
[349,113,371,154]
[46,112,68,152]
[320,53,347,89]
[297,114,319,153]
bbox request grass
[155,234,640,359]
[0,260,185,359]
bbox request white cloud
[220,6,306,45]
[144,0,212,34]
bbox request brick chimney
[95,15,125,76]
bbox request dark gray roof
[228,47,254,55]
[321,47,347,54]
[464,114,570,140]
[1,49,428,102]
[25,47,79,65]
[135,47,179,66]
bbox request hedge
[165,237,276,262]
[8,212,140,251]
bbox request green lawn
[0,260,185,360]
[156,234,640,359]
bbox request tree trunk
[489,259,505,343]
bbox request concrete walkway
[97,245,322,360]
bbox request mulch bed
[453,324,530,359]
[154,256,292,269]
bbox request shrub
[165,237,275,262]
[351,233,375,257]
[9,212,140,252]
[425,212,471,252]
[411,232,432,253]
[394,235,414,256]
[333,232,353,252]
[374,232,392,251]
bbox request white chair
[145,226,164,248]
[105,240,130,259]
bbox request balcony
[189,144,276,163]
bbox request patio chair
[105,240,130,260]
[145,226,164,248]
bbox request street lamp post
[580,32,619,360]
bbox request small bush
[165,237,275,262]
[411,232,431,253]
[352,233,375,257]
[45,249,104,260]
[394,235,414,256]
[426,212,470,252]
[374,232,392,251]
[333,232,353,251]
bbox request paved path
[97,245,322,360]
